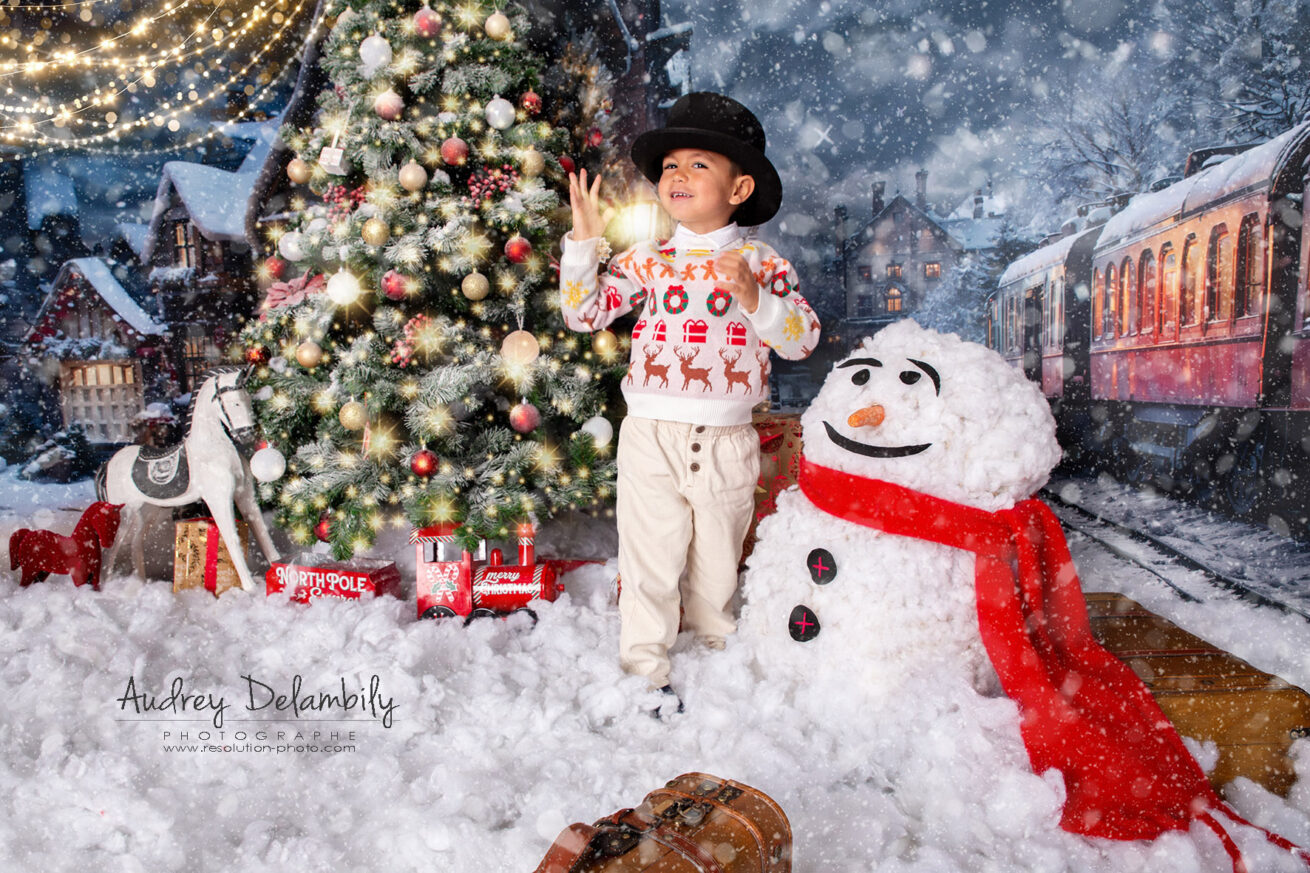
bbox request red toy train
[412,521,562,621]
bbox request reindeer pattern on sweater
[559,227,821,426]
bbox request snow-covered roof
[1099,121,1310,247]
[24,163,79,230]
[141,162,260,260]
[112,222,150,259]
[49,257,164,336]
[998,231,1082,289]
[946,190,1007,221]
[939,215,1005,252]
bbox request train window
[1120,257,1134,335]
[1092,268,1104,339]
[1161,244,1178,338]
[1236,214,1262,318]
[1105,263,1118,337]
[1138,250,1156,335]
[1181,234,1201,325]
[1207,225,1234,322]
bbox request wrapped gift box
[265,553,402,603]
[173,517,249,597]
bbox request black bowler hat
[630,92,783,227]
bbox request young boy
[559,92,820,706]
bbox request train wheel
[420,605,458,620]
[463,607,500,626]
[1224,443,1265,519]
[511,607,539,628]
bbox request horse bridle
[213,375,257,447]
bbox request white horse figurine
[97,366,279,590]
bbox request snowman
[740,318,1060,693]
[738,319,1310,872]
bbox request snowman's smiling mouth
[822,421,931,458]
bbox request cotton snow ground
[4,469,1310,872]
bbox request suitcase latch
[660,797,713,828]
[592,823,642,858]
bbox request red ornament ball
[413,5,441,37]
[440,136,470,166]
[410,449,438,477]
[245,345,269,365]
[382,269,409,300]
[520,90,542,115]
[558,155,575,174]
[509,401,541,434]
[265,256,287,280]
[587,127,603,148]
[314,516,331,543]
[504,235,533,264]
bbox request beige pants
[616,416,760,687]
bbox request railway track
[1041,482,1310,622]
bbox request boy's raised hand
[715,251,760,314]
[568,169,611,241]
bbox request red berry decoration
[314,516,331,542]
[245,345,269,365]
[558,155,575,174]
[509,401,541,434]
[410,449,438,477]
[440,136,470,166]
[586,127,603,148]
[413,5,441,37]
[504,235,532,264]
[382,269,409,300]
[266,256,287,280]
[520,90,542,115]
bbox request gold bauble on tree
[296,340,324,368]
[361,217,390,246]
[520,148,545,177]
[592,329,618,357]
[484,11,512,40]
[398,160,428,192]
[286,157,311,185]
[501,329,540,365]
[338,400,367,431]
[461,272,490,300]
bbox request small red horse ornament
[9,501,123,590]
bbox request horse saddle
[131,443,190,500]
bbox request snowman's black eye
[852,369,870,386]
[900,371,921,385]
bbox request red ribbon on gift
[203,520,220,594]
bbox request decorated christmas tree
[240,0,626,557]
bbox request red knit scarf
[798,456,1310,872]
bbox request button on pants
[615,416,760,687]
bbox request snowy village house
[834,170,1007,331]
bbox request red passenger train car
[990,120,1310,534]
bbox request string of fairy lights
[0,0,318,157]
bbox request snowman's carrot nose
[847,404,885,428]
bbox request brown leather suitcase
[1085,592,1310,796]
[535,773,791,873]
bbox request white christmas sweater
[560,223,822,426]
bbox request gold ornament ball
[362,217,390,246]
[461,272,490,301]
[484,11,512,40]
[296,340,324,368]
[592,329,618,356]
[286,157,311,185]
[520,148,545,177]
[501,329,540,365]
[398,160,428,192]
[338,400,367,431]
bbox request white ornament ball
[580,416,614,448]
[520,148,545,177]
[501,329,540,365]
[373,88,404,121]
[485,96,516,131]
[250,446,287,483]
[398,160,428,192]
[484,11,512,40]
[277,231,306,262]
[326,269,363,306]
[359,34,393,75]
